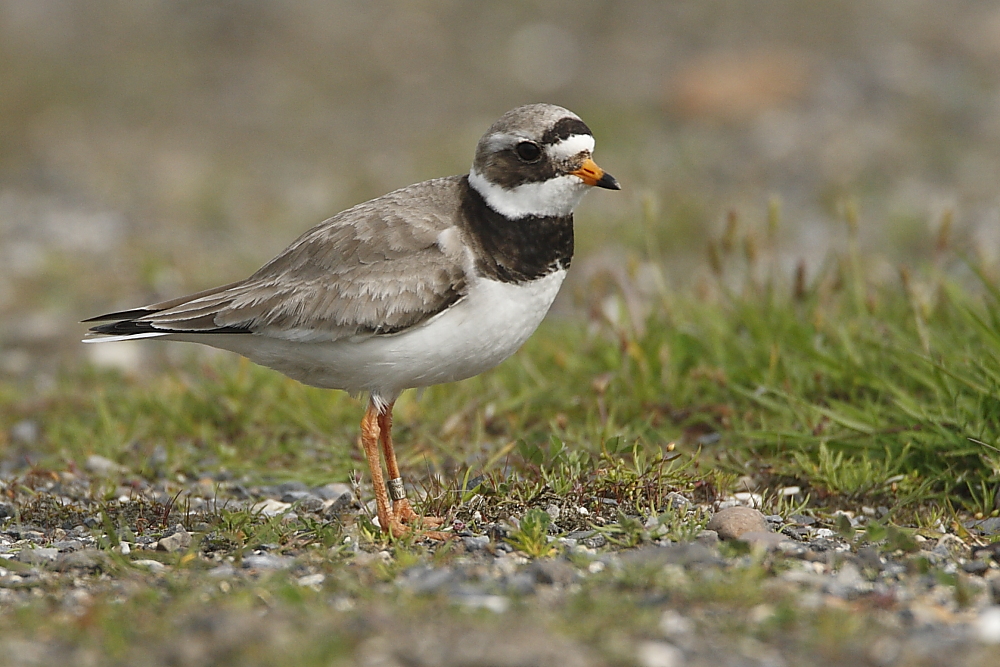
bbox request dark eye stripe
[540,117,592,145]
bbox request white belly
[178,270,566,400]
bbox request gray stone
[54,549,108,572]
[156,527,192,553]
[664,492,691,509]
[276,481,308,495]
[962,560,989,575]
[789,513,816,526]
[85,454,126,476]
[504,572,537,595]
[707,507,769,540]
[326,492,355,515]
[622,543,719,567]
[566,530,607,549]
[856,547,883,571]
[295,496,325,513]
[0,503,13,519]
[242,553,293,570]
[16,547,59,564]
[401,566,455,593]
[826,562,865,598]
[462,535,490,551]
[207,564,236,578]
[10,420,39,445]
[312,483,353,501]
[738,531,787,549]
[52,540,84,552]
[528,559,576,586]
[971,517,1000,536]
[695,530,719,546]
[280,490,313,503]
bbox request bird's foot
[387,498,448,540]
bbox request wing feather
[88,177,470,341]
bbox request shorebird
[84,104,619,537]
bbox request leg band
[387,477,407,501]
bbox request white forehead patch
[546,134,595,162]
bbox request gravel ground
[2,461,999,666]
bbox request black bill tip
[596,171,621,190]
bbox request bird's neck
[458,176,574,284]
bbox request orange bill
[570,158,621,190]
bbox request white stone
[976,606,1000,644]
[252,499,292,517]
[636,641,685,667]
[659,610,694,638]
[297,573,325,589]
[133,559,166,572]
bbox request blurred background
[3,0,1000,379]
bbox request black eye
[514,141,542,163]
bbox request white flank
[468,169,589,220]
[169,270,568,403]
[546,133,595,161]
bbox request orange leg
[377,401,446,534]
[359,401,398,536]
[360,398,447,539]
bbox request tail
[82,280,251,343]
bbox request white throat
[468,169,589,220]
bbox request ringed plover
[84,104,620,538]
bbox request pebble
[52,540,84,552]
[462,535,490,551]
[707,507,770,540]
[637,640,685,667]
[296,573,325,589]
[10,420,40,444]
[133,559,167,572]
[695,529,718,546]
[312,483,353,501]
[826,562,866,598]
[54,550,107,572]
[738,531,788,550]
[156,527,192,553]
[975,606,1000,644]
[664,492,691,509]
[732,492,764,506]
[401,566,455,594]
[528,559,575,586]
[242,554,293,570]
[84,454,126,476]
[2,464,1000,665]
[969,517,1000,536]
[16,548,59,564]
[207,564,235,578]
[252,499,292,517]
[452,593,509,613]
[659,609,694,638]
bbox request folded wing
[85,178,469,342]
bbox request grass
[1,205,999,664]
[4,206,1000,520]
